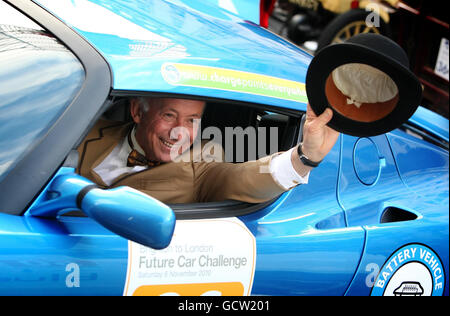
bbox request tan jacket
[76,120,286,204]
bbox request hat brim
[306,42,422,137]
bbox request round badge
[161,63,181,84]
[371,244,445,296]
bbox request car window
[101,97,297,162]
[0,1,85,182]
[62,96,299,218]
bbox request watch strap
[297,143,322,168]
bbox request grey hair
[136,97,150,112]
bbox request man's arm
[193,154,287,203]
[291,104,339,176]
[194,104,339,203]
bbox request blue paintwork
[26,169,95,218]
[204,0,260,24]
[81,185,176,250]
[0,0,447,296]
[387,129,449,200]
[27,170,176,250]
[25,167,79,216]
[339,132,448,296]
[0,211,128,295]
[32,0,446,139]
[352,137,383,186]
[34,0,311,110]
[409,106,449,142]
[241,139,367,295]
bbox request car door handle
[380,206,418,224]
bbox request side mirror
[27,172,175,249]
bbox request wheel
[286,13,317,45]
[316,8,391,52]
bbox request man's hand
[291,104,340,176]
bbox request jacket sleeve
[193,154,287,203]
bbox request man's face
[131,98,205,162]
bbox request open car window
[101,97,300,162]
[66,94,303,219]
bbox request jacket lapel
[77,120,132,186]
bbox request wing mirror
[27,171,175,249]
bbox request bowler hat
[306,33,422,137]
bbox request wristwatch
[297,143,322,168]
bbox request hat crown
[346,33,410,69]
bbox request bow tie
[126,128,161,168]
[127,149,161,167]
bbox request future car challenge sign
[161,62,308,103]
[371,244,445,296]
[123,218,256,296]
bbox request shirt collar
[130,124,146,156]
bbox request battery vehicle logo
[393,282,424,296]
[371,244,445,296]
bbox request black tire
[316,8,391,53]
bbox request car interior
[68,95,304,219]
[101,96,301,160]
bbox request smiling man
[76,97,338,204]
[130,97,205,163]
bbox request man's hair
[134,97,206,116]
[136,97,150,112]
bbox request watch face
[306,35,422,137]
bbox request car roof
[34,0,311,112]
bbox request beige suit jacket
[76,120,286,204]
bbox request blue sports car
[0,0,448,296]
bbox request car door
[238,134,366,296]
[336,131,448,296]
[115,132,366,296]
[0,196,130,295]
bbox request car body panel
[33,0,448,135]
[408,106,449,142]
[204,0,261,25]
[339,133,449,296]
[241,137,367,295]
[1,137,367,296]
[0,212,128,295]
[33,0,447,139]
[387,129,449,198]
[346,219,449,296]
[34,0,311,111]
[338,134,407,227]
